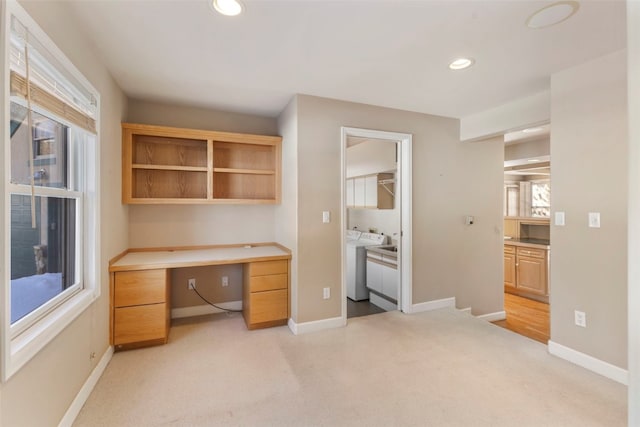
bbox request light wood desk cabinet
[109,244,291,350]
[243,260,289,329]
[112,269,170,349]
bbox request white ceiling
[65,0,626,119]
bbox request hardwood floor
[492,293,550,344]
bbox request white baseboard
[58,346,113,427]
[458,307,472,314]
[410,297,456,314]
[548,340,628,385]
[369,293,398,312]
[171,301,242,319]
[476,311,506,322]
[288,316,346,335]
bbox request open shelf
[122,123,281,204]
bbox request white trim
[1,0,101,381]
[548,340,629,385]
[476,311,506,322]
[171,301,242,319]
[340,127,413,326]
[58,346,113,427]
[458,307,472,314]
[409,297,456,314]
[287,316,345,335]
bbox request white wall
[346,139,396,178]
[550,49,628,369]
[627,1,639,423]
[1,1,128,425]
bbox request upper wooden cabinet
[122,123,282,204]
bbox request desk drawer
[248,289,288,324]
[249,260,288,277]
[249,273,287,292]
[114,269,167,307]
[114,303,167,345]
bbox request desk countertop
[110,243,291,272]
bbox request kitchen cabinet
[504,244,548,299]
[346,173,394,209]
[516,247,547,296]
[122,123,282,204]
[504,245,516,289]
[112,269,170,349]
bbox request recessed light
[449,58,475,71]
[527,159,541,162]
[212,0,243,16]
[522,127,544,133]
[526,1,579,29]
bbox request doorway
[340,127,412,323]
[495,125,551,343]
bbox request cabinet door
[381,263,398,301]
[364,175,378,208]
[504,248,516,289]
[366,259,382,293]
[346,179,355,207]
[354,177,366,207]
[517,256,547,295]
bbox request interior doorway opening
[340,127,412,323]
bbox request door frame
[340,127,413,321]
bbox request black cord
[192,286,243,313]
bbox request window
[503,180,551,218]
[531,181,551,217]
[2,1,100,380]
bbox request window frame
[1,0,101,381]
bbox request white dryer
[346,232,386,301]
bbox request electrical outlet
[574,310,586,327]
[221,276,229,287]
[323,287,330,299]
[188,278,196,290]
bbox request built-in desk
[109,243,291,350]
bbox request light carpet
[73,309,626,426]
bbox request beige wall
[291,95,503,323]
[125,100,280,248]
[171,265,243,308]
[504,137,549,162]
[550,49,628,368]
[275,97,299,319]
[628,1,640,422]
[1,1,128,425]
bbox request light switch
[555,211,565,226]
[588,212,601,228]
[322,211,331,224]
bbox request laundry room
[345,135,401,317]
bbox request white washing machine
[346,231,386,301]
